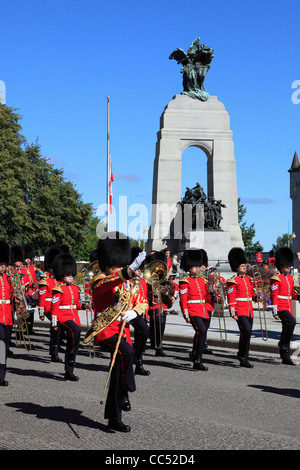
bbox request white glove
[122,310,138,323]
[129,251,146,271]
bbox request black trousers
[237,316,253,360]
[58,320,81,374]
[131,315,149,359]
[278,310,296,357]
[101,335,136,420]
[190,316,210,362]
[0,324,12,380]
[149,308,166,349]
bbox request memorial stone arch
[148,93,244,267]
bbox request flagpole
[106,96,110,232]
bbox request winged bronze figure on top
[169,37,214,101]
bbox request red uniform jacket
[50,283,81,325]
[24,265,36,296]
[0,273,14,326]
[38,275,59,316]
[226,275,255,317]
[91,270,148,345]
[270,273,298,314]
[179,275,212,319]
[137,277,149,320]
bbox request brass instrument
[251,265,268,341]
[9,268,31,351]
[83,277,141,346]
[143,259,168,349]
[208,267,227,341]
[82,261,100,357]
[98,279,141,404]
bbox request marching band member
[11,245,30,346]
[270,247,299,365]
[50,252,83,381]
[227,247,261,368]
[130,247,150,376]
[38,245,66,362]
[147,251,174,357]
[0,242,14,386]
[199,249,214,355]
[179,249,218,371]
[23,245,37,334]
[89,232,146,433]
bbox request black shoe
[64,372,79,381]
[0,378,8,386]
[193,361,208,371]
[203,348,213,355]
[120,396,131,411]
[282,358,296,365]
[108,419,131,433]
[135,361,150,376]
[155,348,167,357]
[240,359,253,368]
[51,355,62,363]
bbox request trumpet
[208,267,227,341]
[251,265,268,341]
[143,259,168,349]
[9,268,31,351]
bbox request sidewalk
[31,300,300,357]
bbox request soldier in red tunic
[90,232,146,433]
[179,249,219,371]
[270,247,299,365]
[0,242,14,386]
[50,253,83,381]
[38,245,66,362]
[227,247,261,368]
[130,246,150,376]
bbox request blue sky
[1,0,299,251]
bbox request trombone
[251,265,268,341]
[143,259,167,350]
[208,267,227,341]
[9,268,32,351]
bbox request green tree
[0,104,93,256]
[238,198,263,257]
[272,233,294,252]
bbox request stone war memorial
[147,37,244,269]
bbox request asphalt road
[0,326,299,453]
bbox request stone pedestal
[148,94,243,256]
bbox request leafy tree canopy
[0,104,94,258]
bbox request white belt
[59,305,77,309]
[278,295,292,300]
[0,300,10,304]
[45,297,52,301]
[236,297,251,301]
[187,300,205,304]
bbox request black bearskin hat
[23,244,34,260]
[145,250,167,267]
[89,249,98,263]
[228,247,247,272]
[0,241,11,265]
[275,247,294,269]
[97,231,131,272]
[52,253,77,280]
[180,249,203,272]
[200,249,208,268]
[44,245,63,271]
[11,245,24,263]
